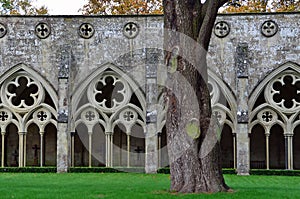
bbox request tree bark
[163,0,229,193]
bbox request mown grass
[0,173,299,199]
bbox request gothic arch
[0,63,58,167]
[71,63,146,168]
[249,61,300,111]
[249,62,300,170]
[0,63,58,111]
[71,63,146,113]
[208,69,237,132]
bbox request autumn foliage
[0,0,48,15]
[222,0,300,13]
[82,0,163,15]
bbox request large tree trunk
[163,0,229,193]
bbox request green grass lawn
[0,173,299,199]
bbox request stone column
[40,132,44,167]
[1,132,5,167]
[18,132,25,167]
[23,133,26,167]
[71,132,75,167]
[57,47,71,173]
[105,133,110,167]
[127,134,130,168]
[145,49,159,173]
[235,43,250,175]
[285,134,293,170]
[157,132,162,168]
[233,132,236,169]
[265,132,270,170]
[88,132,92,167]
[285,135,288,169]
[110,134,113,167]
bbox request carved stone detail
[257,109,277,126]
[35,22,51,39]
[78,23,95,39]
[0,109,12,124]
[123,22,139,39]
[265,71,300,114]
[33,108,51,124]
[88,72,131,113]
[81,108,99,124]
[214,21,230,38]
[261,20,278,37]
[1,73,44,113]
[0,23,7,38]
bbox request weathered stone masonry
[0,13,299,174]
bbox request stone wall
[0,13,299,173]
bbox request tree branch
[218,0,229,8]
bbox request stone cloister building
[0,12,299,174]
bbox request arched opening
[220,124,234,168]
[293,125,300,170]
[250,124,266,169]
[269,124,285,169]
[26,124,40,166]
[130,124,145,167]
[5,124,19,167]
[74,124,89,166]
[91,123,106,167]
[113,124,127,167]
[44,123,57,166]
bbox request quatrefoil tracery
[0,109,12,124]
[119,109,138,125]
[35,22,51,39]
[257,109,277,126]
[33,109,51,124]
[81,109,99,124]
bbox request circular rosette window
[257,109,277,126]
[0,108,12,125]
[88,72,131,113]
[81,108,99,124]
[33,109,51,125]
[265,71,300,114]
[1,73,44,113]
[119,108,138,125]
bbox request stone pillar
[157,132,162,168]
[57,47,71,173]
[105,133,110,167]
[265,132,270,170]
[233,132,236,169]
[40,132,44,167]
[71,132,75,167]
[285,134,293,170]
[1,132,4,167]
[235,43,250,175]
[145,49,159,173]
[88,132,92,167]
[127,134,130,168]
[18,132,25,167]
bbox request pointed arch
[71,63,146,113]
[249,62,300,111]
[0,63,58,111]
[208,69,237,132]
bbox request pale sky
[34,0,88,15]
